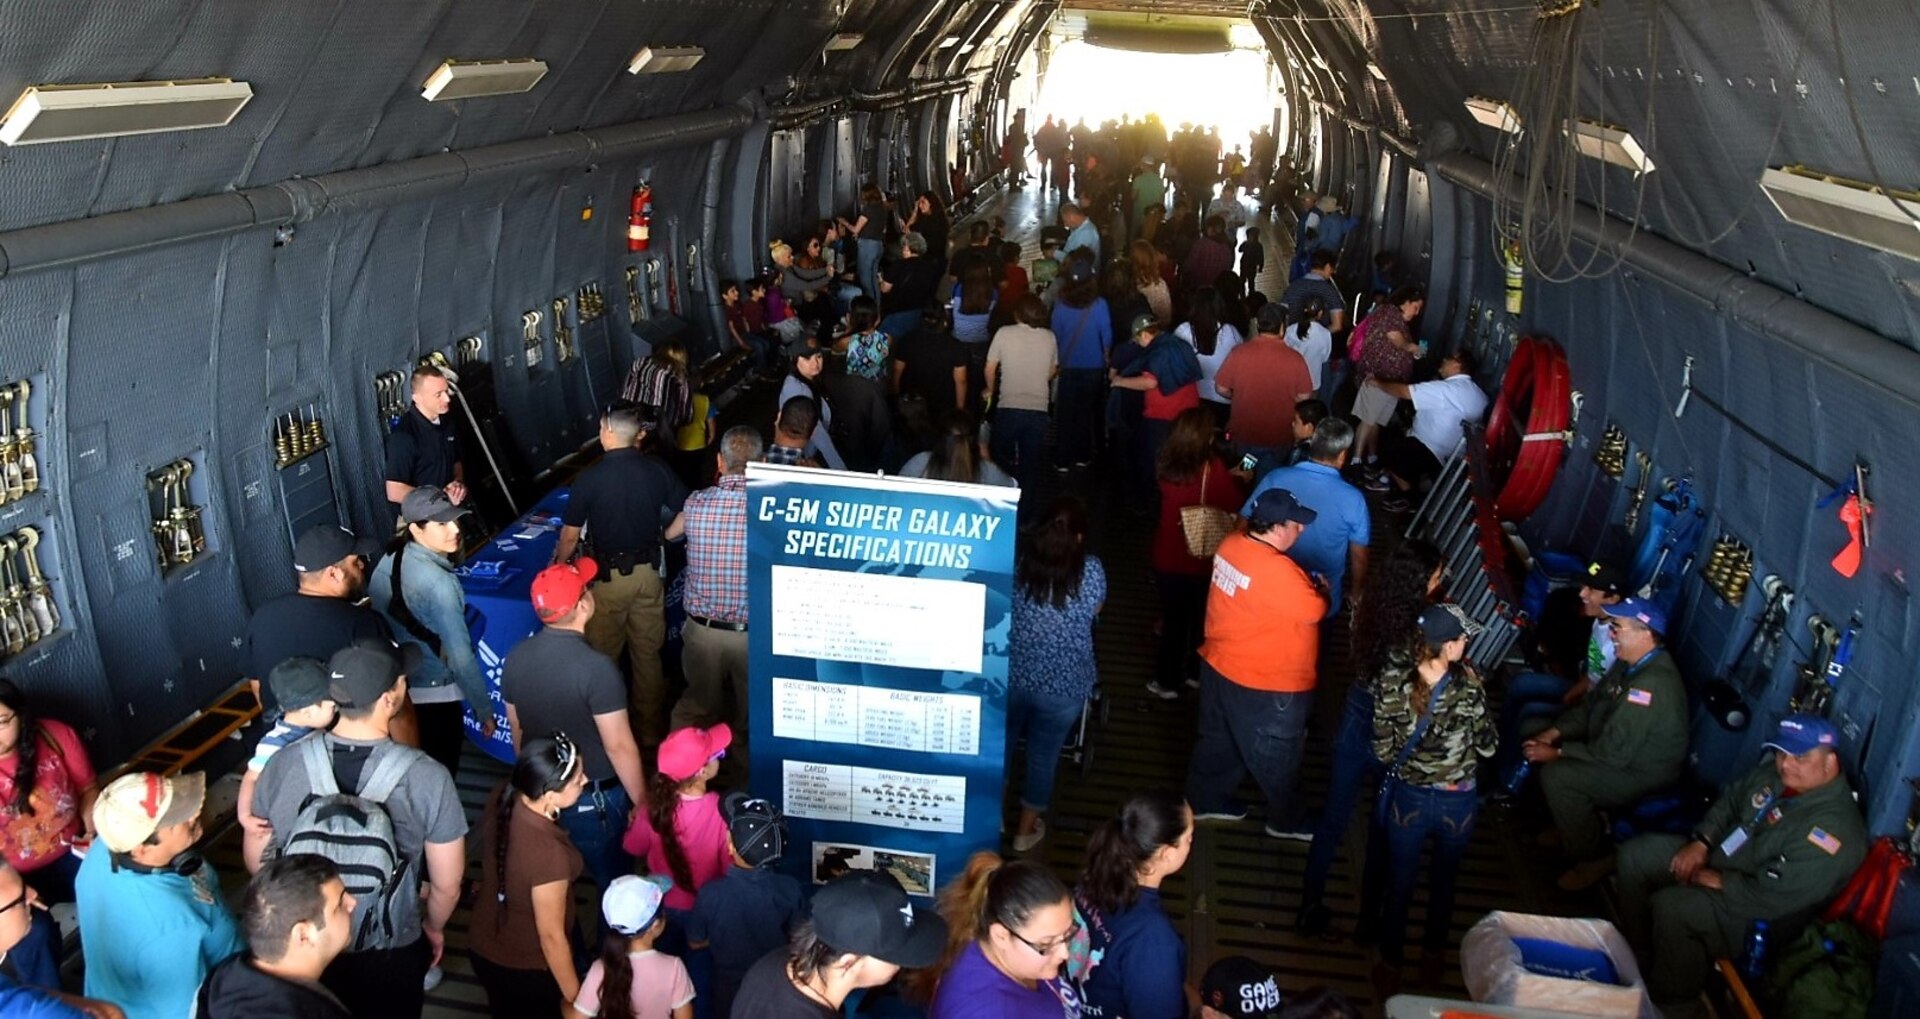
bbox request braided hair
[492,732,579,928]
[647,769,699,894]
[0,680,42,816]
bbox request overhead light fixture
[1760,166,1920,262]
[421,59,548,101]
[1228,24,1264,49]
[1567,117,1654,173]
[825,33,864,52]
[0,78,253,146]
[938,36,960,48]
[628,46,705,75]
[1367,62,1388,82]
[1463,96,1522,134]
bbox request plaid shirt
[682,474,749,623]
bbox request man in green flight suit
[1615,714,1866,1017]
[1521,597,1689,891]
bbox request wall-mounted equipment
[552,298,576,363]
[577,284,606,323]
[455,335,485,369]
[1464,96,1522,135]
[272,406,329,470]
[628,47,704,75]
[0,79,253,146]
[824,34,864,52]
[1760,166,1920,263]
[1592,424,1627,477]
[148,459,206,572]
[629,184,653,252]
[0,380,40,504]
[1702,533,1754,605]
[421,59,549,101]
[374,370,409,427]
[521,310,545,369]
[1566,117,1654,174]
[625,265,645,322]
[0,527,57,656]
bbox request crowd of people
[0,107,1872,1019]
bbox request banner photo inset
[746,463,1018,897]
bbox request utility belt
[592,547,661,576]
[569,776,627,813]
[688,614,749,633]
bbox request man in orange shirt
[1185,488,1329,840]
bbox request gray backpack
[279,737,421,950]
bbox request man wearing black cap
[550,403,690,748]
[1198,955,1285,1019]
[243,524,390,718]
[369,486,493,773]
[689,794,806,1016]
[1185,488,1329,839]
[250,640,468,1019]
[1615,715,1865,1016]
[733,870,946,1019]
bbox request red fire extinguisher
[628,183,652,252]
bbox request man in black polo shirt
[501,558,645,895]
[383,367,465,517]
[244,524,391,718]
[552,404,689,746]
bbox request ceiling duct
[421,59,548,101]
[0,79,253,146]
[1761,166,1920,262]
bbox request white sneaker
[1144,680,1181,700]
[1013,818,1047,853]
[423,965,443,992]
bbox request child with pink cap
[623,723,733,913]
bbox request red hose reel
[1483,335,1573,521]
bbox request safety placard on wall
[747,463,1017,896]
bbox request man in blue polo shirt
[1240,417,1368,616]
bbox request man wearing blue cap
[1614,715,1865,1016]
[1521,596,1689,890]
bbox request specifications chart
[771,678,981,756]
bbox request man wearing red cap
[502,559,645,894]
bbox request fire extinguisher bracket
[628,183,652,252]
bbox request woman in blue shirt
[1048,253,1112,469]
[1007,498,1106,852]
[1074,790,1193,1019]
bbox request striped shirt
[248,721,316,774]
[682,475,749,623]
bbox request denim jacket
[368,541,489,710]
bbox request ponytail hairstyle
[647,768,699,894]
[923,412,980,483]
[1292,295,1326,341]
[0,680,41,816]
[1079,789,1190,915]
[1186,288,1224,356]
[493,733,580,927]
[911,852,1071,1001]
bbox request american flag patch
[1808,828,1843,855]
[1626,688,1654,706]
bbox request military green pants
[1616,834,1747,1013]
[1539,757,1663,861]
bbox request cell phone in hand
[1239,452,1259,472]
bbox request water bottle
[1503,760,1532,796]
[1741,920,1769,981]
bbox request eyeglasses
[709,749,727,763]
[1006,918,1079,956]
[0,884,27,916]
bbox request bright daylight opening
[1032,37,1278,150]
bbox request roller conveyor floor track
[180,180,1608,1019]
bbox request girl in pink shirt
[623,724,732,912]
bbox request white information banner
[769,564,985,672]
[782,759,966,834]
[771,678,982,756]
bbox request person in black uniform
[383,366,466,517]
[551,403,688,747]
[243,524,392,719]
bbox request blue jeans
[1496,671,1574,774]
[1008,686,1086,812]
[1054,368,1105,466]
[1184,660,1314,826]
[559,783,635,900]
[879,310,923,348]
[857,238,885,300]
[991,407,1049,489]
[1364,781,1479,963]
[1320,356,1352,409]
[1301,684,1383,907]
